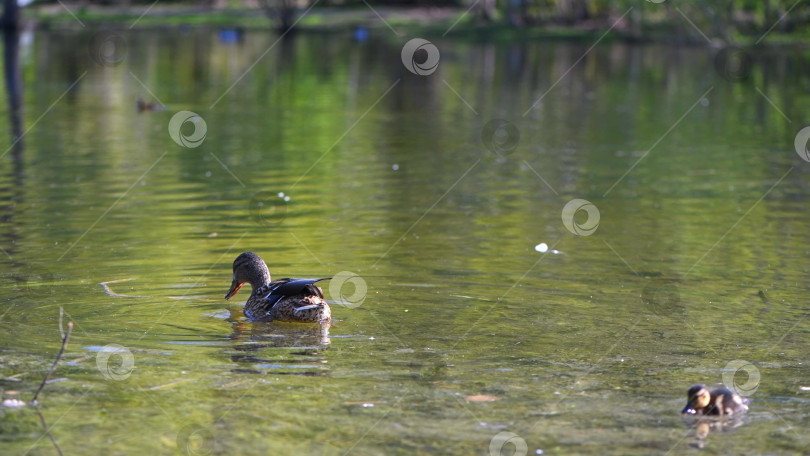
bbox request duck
[136,97,165,112]
[224,252,331,324]
[681,384,749,416]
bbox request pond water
[1,26,809,455]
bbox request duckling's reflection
[683,416,747,450]
[226,306,331,376]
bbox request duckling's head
[682,384,711,415]
[224,252,271,300]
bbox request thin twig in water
[58,307,64,340]
[31,321,73,404]
[31,405,64,456]
[99,278,149,298]
[27,316,73,456]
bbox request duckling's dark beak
[681,403,696,415]
[224,280,243,300]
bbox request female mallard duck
[224,252,331,324]
[681,385,749,416]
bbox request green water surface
[0,28,809,455]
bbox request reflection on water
[0,27,809,455]
[684,416,749,450]
[230,318,331,347]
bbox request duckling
[681,384,749,416]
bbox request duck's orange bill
[224,280,244,300]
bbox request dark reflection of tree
[0,0,18,30]
[2,26,22,147]
[257,0,302,34]
[1,5,24,264]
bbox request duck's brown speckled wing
[262,277,331,307]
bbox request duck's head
[682,384,711,415]
[224,252,271,300]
